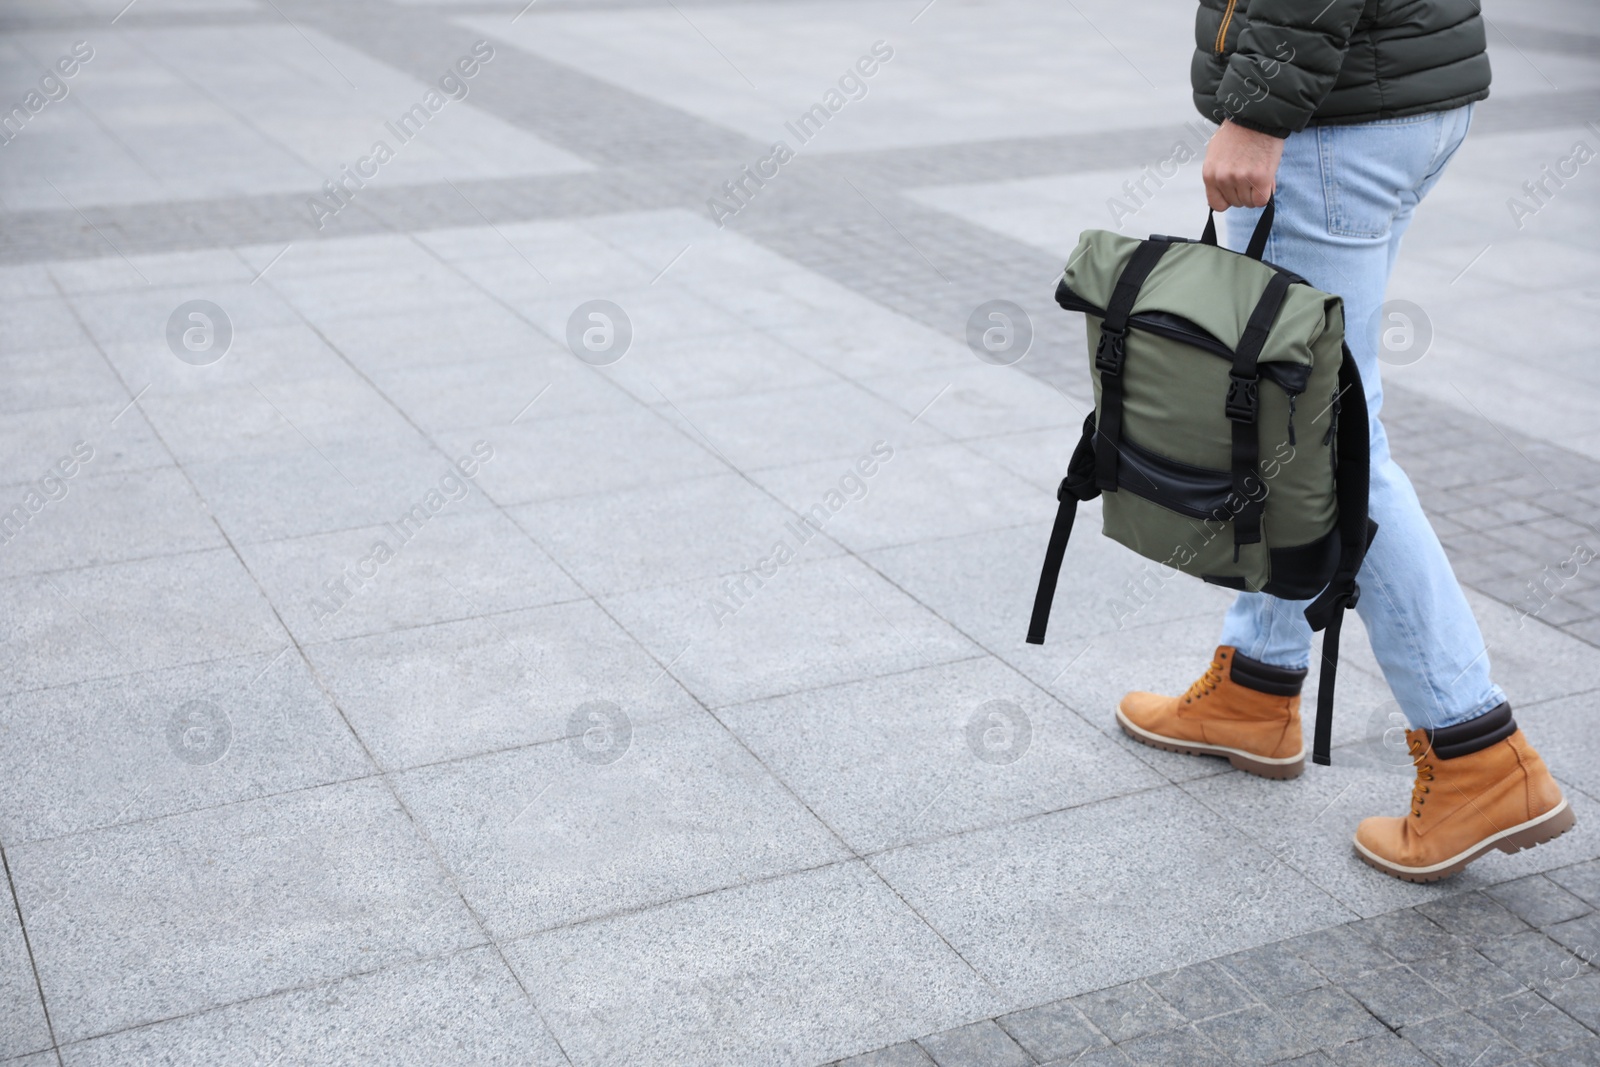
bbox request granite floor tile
[870,788,1353,1005]
[501,861,1001,1067]
[1323,1032,1438,1067]
[1402,1011,1524,1067]
[0,549,288,696]
[996,998,1109,1062]
[303,599,701,771]
[239,507,585,643]
[601,554,981,709]
[0,466,223,579]
[1145,959,1258,1021]
[1193,1004,1310,1067]
[0,649,371,845]
[836,1043,938,1067]
[1550,861,1600,910]
[652,379,950,474]
[1276,985,1388,1048]
[1071,981,1187,1043]
[435,406,726,506]
[0,868,51,1060]
[510,470,845,598]
[58,947,567,1067]
[719,656,1164,853]
[915,1019,1031,1067]
[0,344,126,416]
[1118,1024,1234,1067]
[9,779,483,1043]
[183,438,498,545]
[1474,990,1595,1056]
[1217,938,1330,998]
[390,709,847,938]
[1343,964,1458,1028]
[752,442,1043,554]
[0,400,168,490]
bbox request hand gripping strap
[1094,239,1174,492]
[1201,195,1276,261]
[1227,272,1294,557]
[1303,347,1376,765]
[1028,413,1101,645]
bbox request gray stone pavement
[1,0,1598,1064]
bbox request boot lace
[1182,660,1225,704]
[1408,735,1434,818]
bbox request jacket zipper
[1214,0,1239,54]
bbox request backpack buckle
[1225,373,1258,423]
[1095,328,1126,375]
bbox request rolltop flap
[1060,230,1343,368]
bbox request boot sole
[1352,798,1577,883]
[1114,706,1305,780]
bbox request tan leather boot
[1117,645,1306,778]
[1354,704,1575,882]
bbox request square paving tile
[996,998,1109,1062]
[303,598,702,771]
[0,649,371,845]
[435,407,726,506]
[752,442,1043,554]
[0,868,51,1060]
[915,1019,1031,1067]
[0,549,288,696]
[239,507,585,643]
[9,779,483,1043]
[510,470,845,598]
[390,709,847,938]
[501,861,1001,1067]
[602,554,981,709]
[719,656,1164,853]
[870,787,1353,1004]
[58,947,567,1067]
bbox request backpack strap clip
[1224,373,1258,423]
[1095,327,1127,375]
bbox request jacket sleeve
[1216,0,1365,137]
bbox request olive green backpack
[1027,200,1374,765]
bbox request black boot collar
[1427,702,1517,760]
[1228,649,1307,697]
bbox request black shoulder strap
[1303,345,1376,765]
[1094,239,1174,492]
[1028,413,1101,645]
[1226,272,1294,558]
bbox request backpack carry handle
[1200,194,1275,261]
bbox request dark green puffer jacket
[1192,0,1490,138]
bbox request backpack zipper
[1287,393,1297,446]
[1323,387,1341,472]
[1214,0,1239,54]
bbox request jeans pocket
[1317,118,1441,238]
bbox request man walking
[1115,0,1575,881]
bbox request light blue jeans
[1217,104,1506,731]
